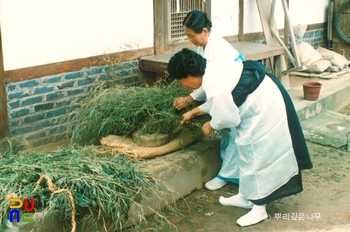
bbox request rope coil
[34,175,76,232]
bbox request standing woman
[173,10,244,191]
[167,48,312,227]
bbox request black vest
[231,60,266,107]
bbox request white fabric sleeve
[199,60,243,130]
[205,94,241,130]
[190,86,206,101]
[198,100,212,113]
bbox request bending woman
[173,10,244,190]
[167,48,313,227]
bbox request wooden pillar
[256,0,290,90]
[204,0,212,19]
[153,0,168,55]
[284,0,289,63]
[281,0,300,67]
[0,24,10,139]
[238,0,244,41]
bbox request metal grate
[170,0,204,42]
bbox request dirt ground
[136,106,350,232]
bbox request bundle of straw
[100,128,203,159]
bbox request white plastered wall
[0,0,328,70]
[211,0,329,37]
[0,0,153,70]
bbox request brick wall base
[6,60,143,148]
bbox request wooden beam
[256,0,278,45]
[0,24,10,139]
[205,0,212,19]
[270,29,296,66]
[153,0,168,55]
[5,47,154,83]
[284,0,289,63]
[238,0,244,41]
[256,0,290,89]
[268,0,296,65]
[281,0,301,66]
[327,1,334,48]
[269,0,277,27]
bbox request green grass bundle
[68,81,208,146]
[0,143,165,231]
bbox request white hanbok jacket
[190,31,240,102]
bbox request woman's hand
[181,107,207,124]
[173,96,194,110]
[181,110,194,124]
[202,121,214,136]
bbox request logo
[9,198,35,223]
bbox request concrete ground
[5,69,350,232]
[301,110,350,149]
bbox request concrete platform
[288,72,350,120]
[10,69,350,231]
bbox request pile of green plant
[0,138,171,231]
[67,80,209,146]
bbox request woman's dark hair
[167,48,206,81]
[183,10,212,33]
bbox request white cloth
[198,62,298,199]
[236,77,298,199]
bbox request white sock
[219,193,253,208]
[205,177,227,190]
[237,204,268,227]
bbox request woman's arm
[181,107,207,124]
[202,121,214,136]
[173,95,195,110]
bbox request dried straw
[0,142,172,231]
[34,175,76,232]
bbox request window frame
[153,0,211,54]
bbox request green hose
[334,0,350,44]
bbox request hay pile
[67,80,209,148]
[0,138,169,231]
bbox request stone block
[133,132,169,147]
